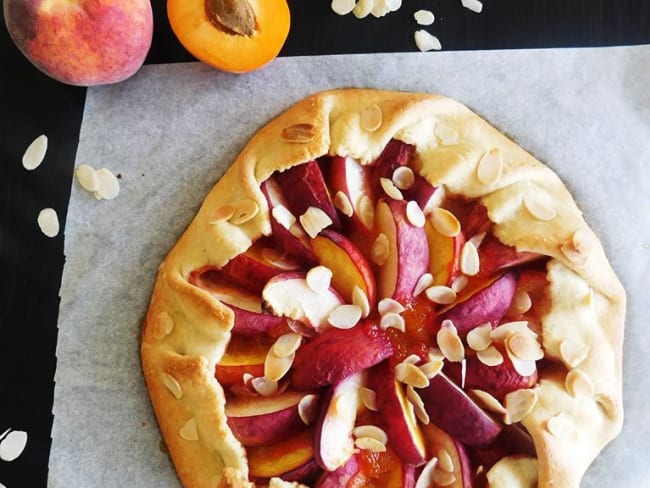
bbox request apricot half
[168,0,290,73]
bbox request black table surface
[1,1,648,486]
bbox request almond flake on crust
[153,312,175,340]
[559,339,590,368]
[476,148,503,185]
[565,368,594,398]
[161,373,183,399]
[360,104,383,132]
[281,123,316,143]
[179,418,199,441]
[523,189,556,221]
[434,123,459,146]
[229,199,259,225]
[504,388,538,424]
[560,228,594,266]
[546,411,576,441]
[210,205,235,224]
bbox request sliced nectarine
[167,0,290,73]
[247,428,314,479]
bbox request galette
[141,89,625,488]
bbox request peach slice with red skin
[371,139,415,196]
[313,372,362,471]
[421,422,474,488]
[312,229,377,306]
[369,361,427,466]
[441,271,517,339]
[261,178,317,266]
[225,390,308,446]
[290,321,393,390]
[247,428,314,480]
[477,234,543,276]
[446,345,538,400]
[188,270,286,336]
[167,0,290,74]
[417,372,502,448]
[262,271,344,332]
[328,155,374,234]
[275,161,341,230]
[375,199,430,303]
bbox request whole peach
[4,0,153,86]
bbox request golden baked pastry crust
[141,89,625,488]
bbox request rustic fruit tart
[141,89,625,488]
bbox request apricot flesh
[4,0,153,86]
[167,0,290,73]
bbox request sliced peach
[328,155,374,234]
[420,422,474,488]
[312,230,377,307]
[167,0,290,73]
[247,428,314,479]
[478,234,543,276]
[226,390,306,446]
[215,338,268,386]
[425,220,464,287]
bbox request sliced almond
[300,207,333,238]
[352,285,371,318]
[509,355,537,377]
[328,304,363,329]
[510,289,532,316]
[210,205,235,224]
[414,30,442,52]
[161,373,183,400]
[462,0,483,13]
[298,394,319,425]
[490,321,536,342]
[438,448,454,473]
[306,265,333,293]
[378,297,404,315]
[358,195,375,229]
[179,418,199,441]
[37,208,59,238]
[437,324,465,362]
[95,168,120,200]
[460,241,480,276]
[392,166,415,190]
[416,457,439,488]
[435,123,459,146]
[450,275,469,293]
[334,191,354,217]
[355,436,387,452]
[353,425,388,445]
[353,0,373,18]
[468,231,487,249]
[360,104,383,132]
[405,385,430,424]
[22,134,48,170]
[476,148,503,185]
[546,411,575,440]
[425,285,457,305]
[371,233,390,265]
[380,177,404,200]
[560,228,594,265]
[523,190,556,221]
[413,9,435,25]
[565,369,594,397]
[413,273,434,297]
[281,123,316,143]
[271,204,296,230]
[331,0,356,16]
[272,333,302,358]
[432,469,457,486]
[471,389,507,415]
[559,339,590,368]
[406,200,426,227]
[506,333,544,361]
[380,312,406,332]
[395,362,430,388]
[595,394,618,419]
[419,359,444,379]
[403,354,422,365]
[251,376,278,396]
[429,207,461,237]
[476,345,504,367]
[75,164,100,192]
[153,311,174,340]
[360,387,378,411]
[466,323,493,351]
[264,350,295,382]
[230,199,259,225]
[504,388,538,424]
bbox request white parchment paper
[51,46,650,487]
